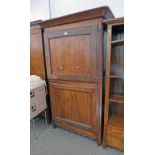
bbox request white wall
[30,0,50,21]
[30,0,124,21]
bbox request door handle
[30,90,35,98]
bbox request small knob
[60,66,63,70]
[76,66,79,69]
[64,32,68,35]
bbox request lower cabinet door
[49,82,97,136]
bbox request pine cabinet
[42,6,114,145]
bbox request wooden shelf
[110,75,124,78]
[109,95,124,104]
[108,113,124,129]
[104,19,124,150]
[111,39,124,45]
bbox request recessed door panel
[50,36,78,75]
[71,91,91,126]
[49,39,64,74]
[53,88,71,120]
[76,35,91,75]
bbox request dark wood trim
[40,6,114,28]
[52,119,97,139]
[46,26,93,38]
[30,20,42,30]
[55,117,92,130]
[30,20,42,25]
[102,17,124,25]
[51,82,95,93]
[96,21,104,145]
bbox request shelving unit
[111,39,124,45]
[108,113,124,128]
[110,75,123,78]
[109,95,124,104]
[103,17,124,151]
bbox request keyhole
[60,66,63,70]
[76,66,79,69]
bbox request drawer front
[30,89,46,103]
[30,85,46,97]
[30,85,47,119]
[44,26,100,82]
[30,98,47,119]
[106,126,124,150]
[49,82,97,132]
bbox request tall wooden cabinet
[42,6,114,145]
[103,18,124,150]
[30,21,46,80]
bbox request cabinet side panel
[30,29,45,79]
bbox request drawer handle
[31,105,36,112]
[45,85,48,94]
[30,90,35,98]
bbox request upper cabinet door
[44,26,99,82]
